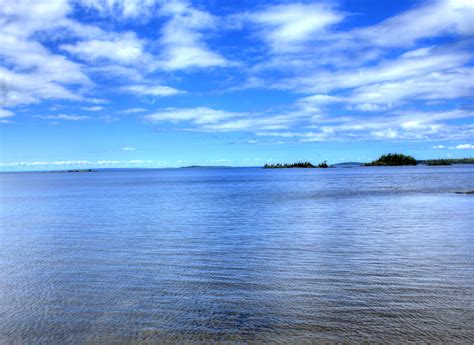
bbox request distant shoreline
[264,155,474,169]
[1,162,474,174]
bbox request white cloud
[250,3,344,51]
[432,145,446,149]
[96,160,121,164]
[0,109,15,118]
[284,47,471,93]
[353,0,474,48]
[122,147,136,151]
[200,114,300,132]
[140,101,474,142]
[157,1,229,70]
[451,143,474,149]
[87,98,109,104]
[1,0,472,147]
[0,0,72,35]
[349,103,388,112]
[0,68,84,107]
[0,160,93,167]
[0,0,92,107]
[119,107,147,114]
[79,0,159,19]
[61,33,154,67]
[120,84,183,96]
[347,67,473,107]
[129,160,153,164]
[145,107,245,125]
[88,64,145,82]
[34,114,91,121]
[81,106,104,111]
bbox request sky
[0,0,473,171]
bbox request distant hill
[332,162,364,167]
[180,165,232,169]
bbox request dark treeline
[264,161,315,168]
[419,158,474,166]
[263,161,330,168]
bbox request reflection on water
[1,166,473,343]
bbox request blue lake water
[1,166,473,343]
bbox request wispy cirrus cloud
[144,107,245,125]
[34,114,91,121]
[1,0,473,152]
[249,3,345,52]
[118,107,147,114]
[120,84,183,97]
[352,0,474,48]
[141,104,473,142]
[81,106,104,111]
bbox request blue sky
[0,0,473,171]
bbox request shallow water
[1,166,473,343]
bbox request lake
[1,166,473,343]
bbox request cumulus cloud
[0,0,93,107]
[61,33,153,67]
[79,0,159,19]
[451,143,474,149]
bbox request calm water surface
[1,166,473,343]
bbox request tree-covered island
[365,153,417,166]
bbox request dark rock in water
[48,169,96,173]
[455,191,474,194]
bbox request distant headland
[418,158,474,166]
